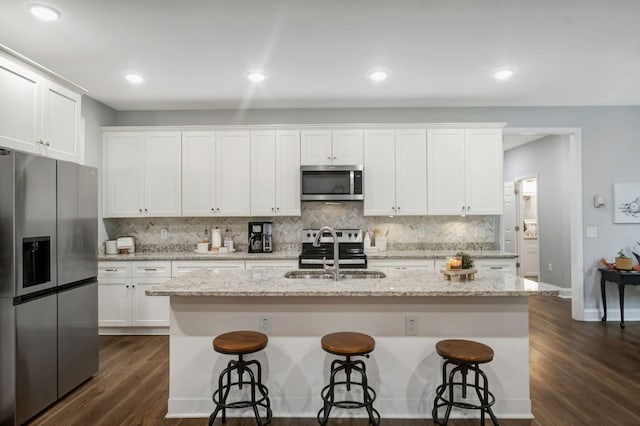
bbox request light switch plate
[586,227,598,238]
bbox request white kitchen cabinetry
[427,129,503,215]
[0,55,82,162]
[171,260,245,277]
[98,261,171,331]
[104,131,181,217]
[364,129,427,216]
[301,129,363,165]
[245,260,298,270]
[474,259,516,273]
[251,130,301,216]
[182,131,251,216]
[368,258,434,271]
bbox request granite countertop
[146,268,559,297]
[99,249,516,262]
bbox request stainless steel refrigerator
[0,148,98,425]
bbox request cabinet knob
[327,156,331,160]
[276,207,280,211]
[36,140,43,145]
[132,284,136,288]
[139,208,142,213]
[461,206,465,212]
[126,285,129,288]
[333,156,336,160]
[211,208,214,211]
[397,206,400,210]
[145,208,148,213]
[44,141,50,147]
[271,207,274,212]
[467,206,470,212]
[216,208,220,212]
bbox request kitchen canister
[375,236,387,252]
[105,240,118,255]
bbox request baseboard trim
[558,288,572,299]
[583,308,640,322]
[99,326,168,335]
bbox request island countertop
[146,267,559,297]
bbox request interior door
[503,181,519,274]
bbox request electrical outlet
[406,316,418,336]
[160,228,168,239]
[259,316,271,335]
[586,227,598,238]
[548,263,553,272]
[418,226,426,239]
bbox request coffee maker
[248,221,273,253]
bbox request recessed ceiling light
[368,69,389,82]
[492,68,515,81]
[246,71,267,82]
[124,73,145,85]
[29,4,61,22]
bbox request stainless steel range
[299,228,367,269]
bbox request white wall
[504,135,571,288]
[114,105,640,313]
[81,96,116,246]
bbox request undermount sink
[284,270,386,280]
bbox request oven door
[301,165,363,201]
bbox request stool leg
[476,366,500,426]
[473,366,485,425]
[432,360,449,425]
[351,361,379,426]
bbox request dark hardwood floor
[28,296,640,425]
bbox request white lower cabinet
[368,259,434,271]
[474,259,516,273]
[245,260,298,270]
[98,261,171,331]
[171,260,245,277]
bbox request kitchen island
[147,268,559,421]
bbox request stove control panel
[301,229,363,244]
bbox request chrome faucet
[313,226,340,281]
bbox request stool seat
[213,330,268,355]
[435,339,494,364]
[321,331,375,356]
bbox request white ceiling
[1,0,639,111]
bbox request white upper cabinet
[182,130,251,216]
[301,129,363,165]
[182,131,216,216]
[395,129,428,215]
[364,129,427,216]
[216,131,251,216]
[427,128,502,215]
[104,131,181,217]
[144,132,182,216]
[464,129,503,215]
[251,130,301,216]
[0,55,82,163]
[364,129,396,216]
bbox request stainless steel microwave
[300,165,364,201]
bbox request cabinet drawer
[368,259,434,270]
[132,261,172,278]
[245,260,298,270]
[475,259,516,273]
[98,261,131,278]
[172,260,245,277]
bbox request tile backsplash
[103,202,497,253]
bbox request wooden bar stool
[208,331,272,425]
[432,339,499,425]
[317,331,380,425]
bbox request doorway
[504,177,540,280]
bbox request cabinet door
[144,132,182,216]
[0,56,41,154]
[98,277,131,327]
[182,131,216,216]
[275,130,301,216]
[368,259,434,271]
[332,129,363,165]
[216,131,251,216]
[300,129,332,165]
[364,129,396,216]
[41,80,81,162]
[250,130,277,216]
[171,260,245,277]
[464,129,503,215]
[427,129,466,215]
[105,132,144,217]
[131,278,169,327]
[396,129,427,215]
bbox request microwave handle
[350,170,354,195]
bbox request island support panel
[166,296,532,420]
